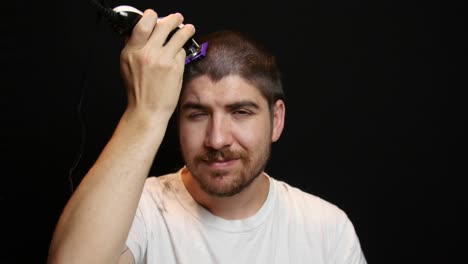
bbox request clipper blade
[185,42,208,64]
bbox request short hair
[183,30,285,110]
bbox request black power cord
[68,0,114,194]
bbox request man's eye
[188,112,207,119]
[233,110,251,116]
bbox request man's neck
[181,168,270,220]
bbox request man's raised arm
[47,10,195,264]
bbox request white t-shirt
[126,168,367,264]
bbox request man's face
[178,75,283,197]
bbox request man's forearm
[48,110,171,264]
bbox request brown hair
[183,30,285,110]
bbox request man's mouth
[204,158,238,169]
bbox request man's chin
[201,183,244,198]
[194,171,244,197]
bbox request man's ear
[271,100,285,142]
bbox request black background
[2,0,465,263]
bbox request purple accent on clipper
[185,42,209,64]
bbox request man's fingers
[165,23,196,57]
[147,13,185,49]
[175,47,187,65]
[123,11,195,65]
[126,9,158,49]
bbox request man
[48,9,367,264]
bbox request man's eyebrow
[181,102,209,111]
[181,100,260,111]
[226,101,260,110]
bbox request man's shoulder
[139,169,184,199]
[270,177,347,219]
[145,170,181,186]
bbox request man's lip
[204,159,238,169]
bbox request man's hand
[120,9,196,119]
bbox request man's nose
[204,115,233,150]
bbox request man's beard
[185,144,271,197]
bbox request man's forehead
[181,75,265,105]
